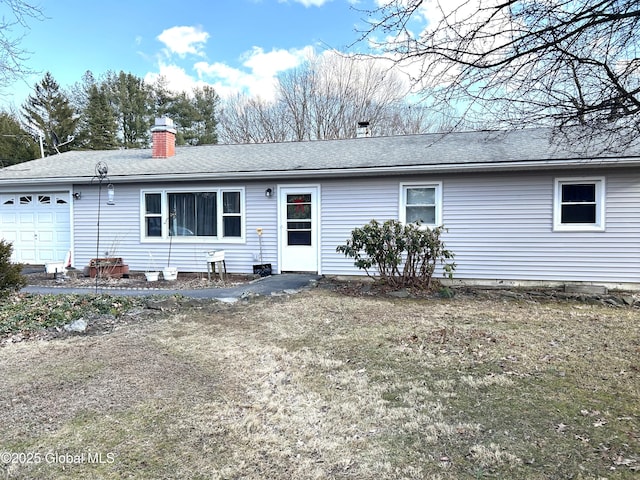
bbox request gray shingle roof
[1,129,639,185]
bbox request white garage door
[0,192,71,264]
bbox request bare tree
[218,50,444,143]
[218,94,290,144]
[359,0,640,149]
[0,1,45,92]
[286,52,410,139]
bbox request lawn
[0,287,639,479]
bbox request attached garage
[0,191,71,264]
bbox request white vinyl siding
[320,170,640,284]
[321,178,399,275]
[72,182,272,274]
[68,168,640,285]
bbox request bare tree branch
[358,0,640,150]
[0,1,45,91]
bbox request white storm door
[278,186,319,273]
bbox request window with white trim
[400,183,442,227]
[142,189,244,240]
[554,178,605,231]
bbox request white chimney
[356,121,371,138]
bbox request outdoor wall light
[107,184,115,205]
[265,188,273,198]
[72,192,81,200]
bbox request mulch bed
[23,268,254,290]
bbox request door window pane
[287,194,311,221]
[286,194,312,245]
[288,231,312,245]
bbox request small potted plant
[145,252,160,282]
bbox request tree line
[1,69,220,164]
[4,0,635,166]
[0,52,446,167]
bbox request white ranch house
[1,119,639,289]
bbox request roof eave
[0,157,638,185]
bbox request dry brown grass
[1,288,639,479]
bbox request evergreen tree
[108,71,153,148]
[0,110,39,166]
[74,71,118,150]
[191,85,219,145]
[22,72,77,155]
[149,78,219,146]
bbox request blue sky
[1,0,404,108]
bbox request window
[554,178,605,231]
[168,192,217,237]
[144,193,162,237]
[400,183,442,227]
[142,189,244,241]
[222,191,241,237]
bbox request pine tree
[192,85,219,145]
[108,71,152,148]
[22,72,77,155]
[85,83,119,149]
[74,72,119,150]
[0,111,39,165]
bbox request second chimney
[356,121,371,138]
[152,117,176,158]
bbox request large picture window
[142,189,244,241]
[399,183,442,227]
[554,178,605,231]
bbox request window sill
[553,224,605,233]
[141,237,246,244]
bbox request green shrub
[336,219,456,290]
[0,240,27,297]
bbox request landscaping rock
[388,289,411,298]
[64,319,87,333]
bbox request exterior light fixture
[107,184,115,205]
[72,192,81,200]
[265,188,273,198]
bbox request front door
[278,186,319,273]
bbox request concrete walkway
[21,273,322,300]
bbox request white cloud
[241,46,312,78]
[144,62,209,94]
[193,46,313,100]
[157,26,209,57]
[280,0,333,6]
